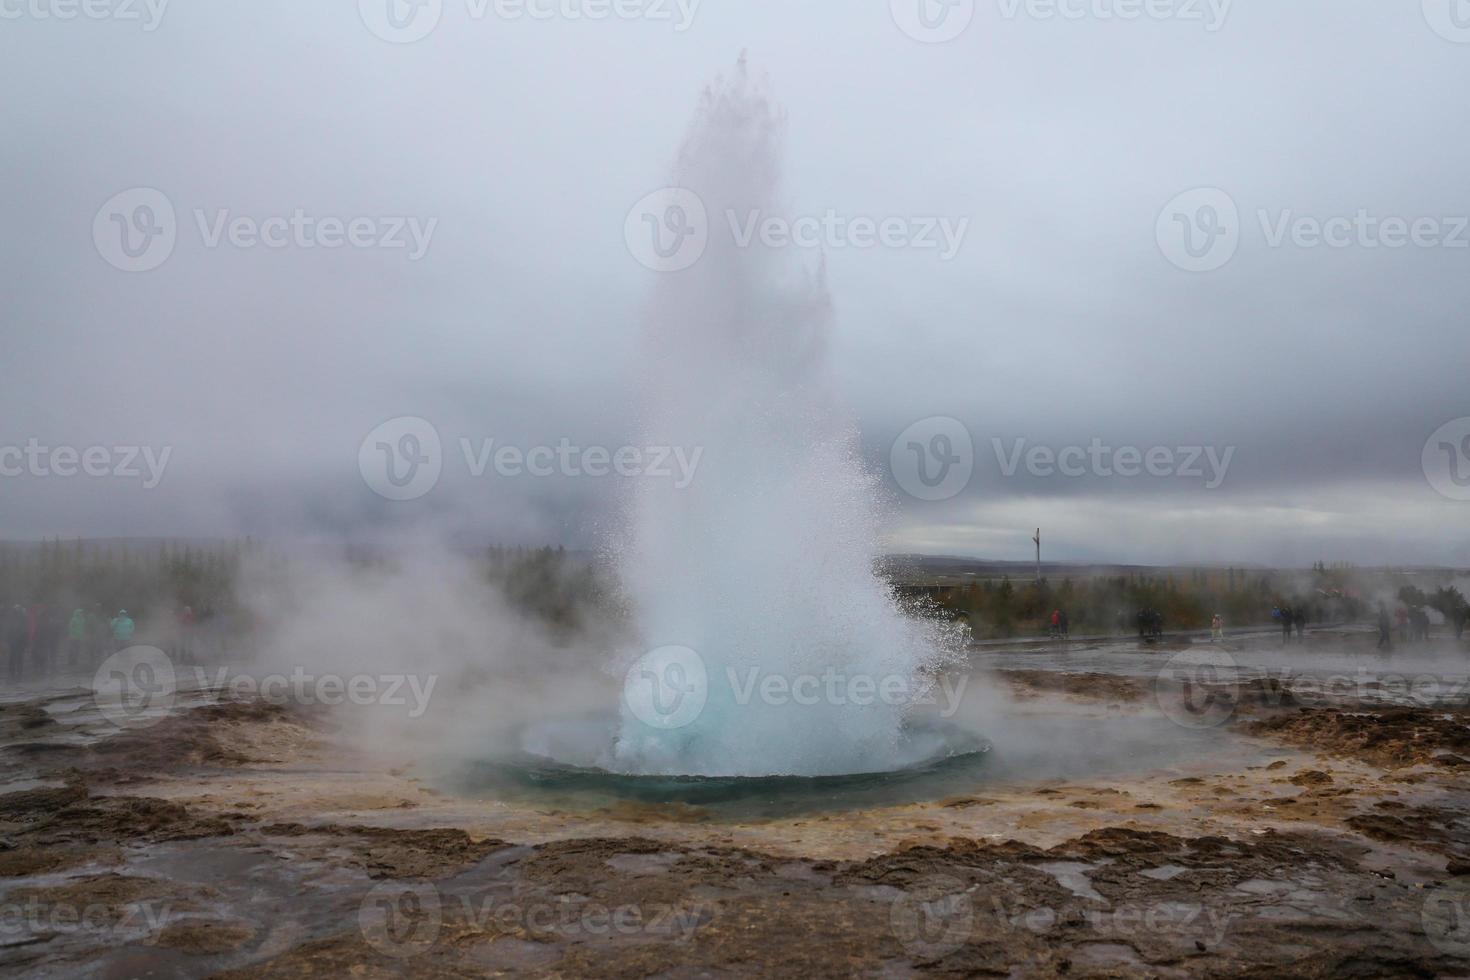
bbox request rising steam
[611,62,964,777]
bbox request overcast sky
[2,0,1467,566]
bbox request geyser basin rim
[511,713,990,780]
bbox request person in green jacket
[110,610,135,650]
[67,608,87,667]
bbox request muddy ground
[4,629,1470,977]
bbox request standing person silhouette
[1377,605,1393,652]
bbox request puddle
[1234,878,1293,895]
[1036,861,1106,902]
[773,861,830,883]
[1069,941,1148,971]
[467,936,562,969]
[1139,864,1188,881]
[606,852,682,875]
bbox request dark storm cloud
[1,1,1466,564]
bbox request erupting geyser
[609,62,965,778]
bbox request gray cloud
[1,1,1466,564]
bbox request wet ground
[4,627,1470,977]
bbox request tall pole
[1033,528,1041,584]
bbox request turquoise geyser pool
[441,713,992,819]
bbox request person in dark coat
[1377,605,1393,652]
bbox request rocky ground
[3,630,1470,977]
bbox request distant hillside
[877,554,1164,584]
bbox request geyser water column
[611,62,963,778]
